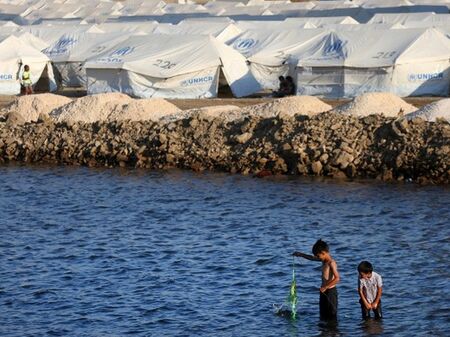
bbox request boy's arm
[373,286,382,309]
[292,251,320,261]
[358,286,371,309]
[320,260,340,292]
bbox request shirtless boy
[293,239,340,320]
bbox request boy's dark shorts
[320,287,338,320]
[360,299,382,319]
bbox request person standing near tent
[20,65,33,95]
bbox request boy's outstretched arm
[292,251,320,261]
[320,260,340,292]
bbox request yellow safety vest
[22,71,31,84]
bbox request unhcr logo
[233,38,257,52]
[44,37,78,55]
[55,37,77,50]
[181,76,214,87]
[408,72,444,82]
[109,47,135,57]
[324,40,347,54]
[0,74,13,80]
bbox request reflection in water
[318,320,341,337]
[360,318,384,335]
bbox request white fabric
[358,272,383,304]
[296,28,450,97]
[43,32,130,88]
[228,28,327,63]
[44,32,130,63]
[0,35,55,95]
[154,21,242,42]
[87,67,220,99]
[23,24,100,45]
[85,34,260,98]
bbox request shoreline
[1,111,448,185]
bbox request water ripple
[0,166,449,337]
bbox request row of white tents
[0,1,449,98]
[0,0,449,25]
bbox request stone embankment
[0,111,448,184]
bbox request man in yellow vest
[21,64,33,95]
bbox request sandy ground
[0,90,443,111]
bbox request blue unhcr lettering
[181,76,214,87]
[0,74,13,80]
[408,72,444,82]
[109,47,135,57]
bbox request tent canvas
[296,28,450,97]
[154,21,242,42]
[0,35,56,95]
[84,34,260,98]
[43,32,130,88]
[228,28,327,90]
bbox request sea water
[0,166,448,336]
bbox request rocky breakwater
[0,110,448,184]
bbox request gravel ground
[0,90,443,110]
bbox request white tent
[296,28,450,97]
[43,32,130,88]
[284,16,360,26]
[0,35,56,95]
[154,20,242,42]
[94,21,159,34]
[203,1,248,15]
[23,24,102,45]
[228,28,327,90]
[367,12,435,24]
[84,34,261,98]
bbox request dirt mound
[331,92,416,117]
[187,105,243,122]
[51,93,133,123]
[241,96,332,118]
[107,99,181,122]
[2,94,72,122]
[406,99,450,122]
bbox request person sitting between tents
[21,65,33,95]
[272,76,287,97]
[285,76,296,96]
[273,75,296,97]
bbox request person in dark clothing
[293,239,340,321]
[272,75,287,97]
[285,75,296,96]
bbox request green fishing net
[287,261,298,319]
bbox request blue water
[0,166,449,337]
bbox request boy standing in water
[293,239,340,320]
[358,261,383,319]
